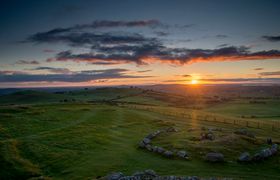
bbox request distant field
[204,99,280,120]
[0,88,280,179]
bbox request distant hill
[0,90,68,104]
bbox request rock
[201,132,215,141]
[270,147,278,155]
[138,141,145,148]
[166,127,177,132]
[163,150,174,158]
[132,171,145,177]
[145,144,152,151]
[271,144,278,150]
[144,169,157,177]
[142,138,151,145]
[238,152,251,162]
[177,150,188,159]
[234,129,255,138]
[271,144,278,155]
[119,176,134,180]
[189,176,200,180]
[157,147,165,154]
[205,153,224,162]
[252,153,264,161]
[106,172,124,180]
[206,133,215,140]
[152,146,158,152]
[261,148,272,158]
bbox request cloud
[137,70,152,73]
[254,68,263,71]
[182,74,192,77]
[216,34,228,38]
[43,49,55,53]
[262,35,280,42]
[259,71,280,76]
[0,70,28,75]
[26,30,156,48]
[30,67,72,74]
[53,46,280,65]
[217,44,229,48]
[25,20,162,45]
[0,68,151,83]
[154,31,169,36]
[16,60,40,65]
[25,21,280,66]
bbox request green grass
[204,99,280,120]
[0,103,280,179]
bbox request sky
[0,0,280,87]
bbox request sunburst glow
[191,79,199,84]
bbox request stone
[261,148,272,158]
[270,147,277,155]
[106,172,124,180]
[144,169,157,177]
[271,144,278,150]
[205,153,224,162]
[142,138,151,145]
[163,150,174,158]
[152,146,158,152]
[188,176,199,180]
[177,150,188,159]
[234,129,255,138]
[238,152,251,162]
[145,144,152,151]
[252,153,264,161]
[166,127,177,132]
[206,133,215,140]
[138,141,145,148]
[201,132,215,141]
[157,147,165,154]
[119,176,135,180]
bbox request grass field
[0,88,280,179]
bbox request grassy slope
[0,103,280,179]
[204,99,280,120]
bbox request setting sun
[191,79,199,84]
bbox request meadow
[0,87,280,179]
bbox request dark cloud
[43,49,55,53]
[216,34,228,38]
[26,30,156,48]
[182,74,192,77]
[137,70,152,73]
[16,60,40,65]
[53,45,280,65]
[254,68,263,71]
[31,67,72,74]
[259,71,280,76]
[154,31,169,36]
[25,20,162,45]
[25,21,280,66]
[76,20,161,29]
[217,43,229,48]
[0,70,27,75]
[0,68,151,83]
[262,35,280,42]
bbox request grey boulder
[205,153,224,162]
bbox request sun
[191,79,199,84]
